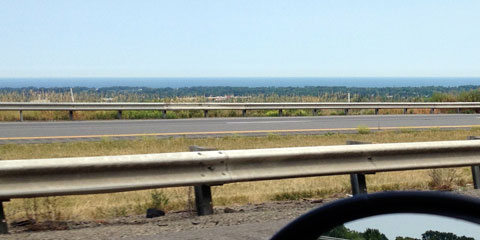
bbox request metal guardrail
[1,102,479,120]
[2,140,480,199]
[1,139,480,233]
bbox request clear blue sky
[1,0,479,78]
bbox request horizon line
[1,76,480,79]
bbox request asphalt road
[1,114,479,143]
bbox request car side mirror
[271,191,480,240]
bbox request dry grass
[2,128,480,222]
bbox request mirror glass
[322,213,480,240]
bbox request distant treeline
[1,85,480,102]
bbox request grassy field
[2,128,480,223]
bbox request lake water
[0,77,479,88]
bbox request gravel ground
[3,196,335,240]
[4,189,480,240]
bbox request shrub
[265,110,279,117]
[428,168,459,190]
[357,125,371,134]
[166,111,178,119]
[149,190,169,209]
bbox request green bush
[265,110,279,117]
[292,110,308,116]
[149,190,169,209]
[357,125,371,134]
[165,111,178,119]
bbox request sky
[346,213,480,239]
[0,0,479,78]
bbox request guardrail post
[278,109,283,117]
[194,185,213,216]
[430,108,435,114]
[69,110,74,120]
[472,166,480,190]
[19,110,23,122]
[189,146,215,216]
[242,109,247,117]
[0,201,8,234]
[350,173,367,195]
[457,108,461,114]
[162,110,167,119]
[117,110,122,119]
[374,109,379,115]
[204,110,208,118]
[312,109,318,116]
[347,140,371,195]
[468,136,480,189]
[344,109,349,115]
[403,108,408,114]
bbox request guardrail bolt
[0,201,8,234]
[69,110,74,120]
[19,110,23,122]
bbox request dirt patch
[3,196,340,240]
[4,190,480,240]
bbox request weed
[213,195,250,206]
[266,132,279,140]
[363,109,375,115]
[288,110,307,116]
[265,110,279,117]
[428,168,459,190]
[149,190,169,209]
[399,128,415,134]
[111,206,128,217]
[165,111,178,119]
[471,126,480,131]
[357,125,371,134]
[271,190,316,201]
[22,197,63,222]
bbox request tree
[323,225,365,240]
[362,228,389,240]
[422,230,474,240]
